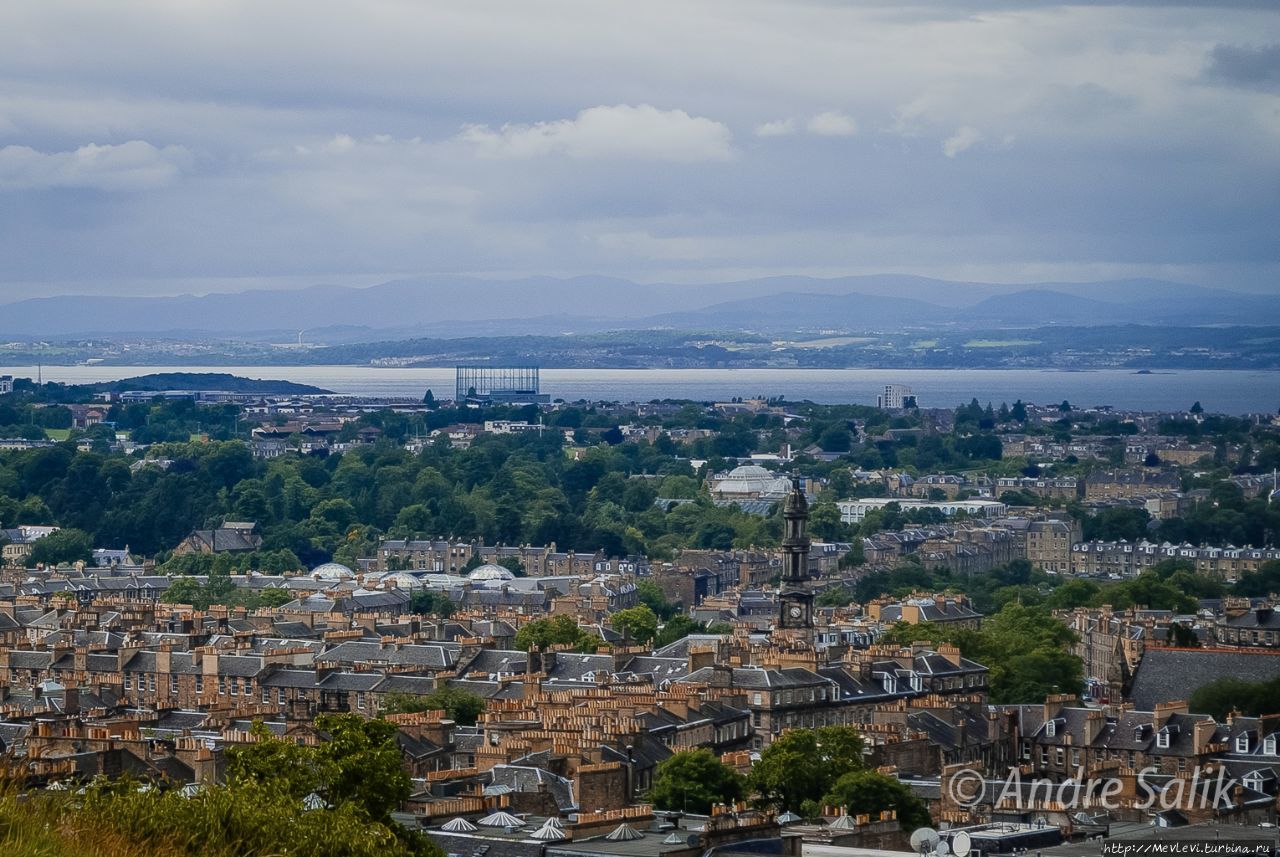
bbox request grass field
[963,339,1041,348]
[782,336,876,349]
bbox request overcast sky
[0,0,1277,301]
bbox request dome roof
[468,563,515,582]
[714,465,792,498]
[728,464,773,479]
[378,571,422,591]
[311,562,355,581]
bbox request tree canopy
[748,725,866,816]
[382,687,486,725]
[820,769,931,829]
[648,749,745,814]
[513,615,600,652]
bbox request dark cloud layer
[1206,43,1280,90]
[0,0,1276,299]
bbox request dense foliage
[880,602,1083,704]
[382,687,486,725]
[1189,677,1280,720]
[820,770,931,829]
[748,725,867,815]
[0,713,441,857]
[647,749,745,814]
[513,615,602,652]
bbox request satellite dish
[935,840,951,857]
[910,828,941,852]
[685,835,700,848]
[953,832,972,857]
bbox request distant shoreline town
[2,367,1280,855]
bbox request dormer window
[1237,734,1251,753]
[1157,730,1170,749]
[909,673,923,692]
[1045,720,1056,738]
[1265,736,1276,756]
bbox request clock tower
[778,477,814,631]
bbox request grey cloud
[0,140,190,191]
[1205,43,1280,90]
[0,0,1276,300]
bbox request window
[1045,720,1056,738]
[263,688,270,704]
[170,675,177,695]
[229,680,237,696]
[195,675,204,693]
[357,692,366,710]
[148,674,155,693]
[278,688,286,705]
[1156,731,1170,749]
[752,693,762,706]
[1265,736,1276,755]
[1236,735,1250,753]
[123,675,132,691]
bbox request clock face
[788,605,803,618]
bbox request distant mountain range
[3,275,1278,339]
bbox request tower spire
[778,476,813,631]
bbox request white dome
[378,571,422,591]
[468,563,515,582]
[713,465,792,498]
[728,465,773,479]
[311,562,355,581]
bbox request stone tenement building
[1083,469,1181,501]
[1025,518,1081,574]
[1069,540,1280,579]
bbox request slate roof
[679,665,828,690]
[323,640,457,670]
[488,764,576,811]
[457,649,527,679]
[1130,649,1280,710]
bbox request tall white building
[0,375,12,395]
[877,383,914,409]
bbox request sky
[0,0,1277,303]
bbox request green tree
[654,615,708,648]
[1190,676,1280,720]
[409,591,457,617]
[636,580,679,620]
[749,725,865,814]
[879,602,1083,705]
[1234,561,1280,597]
[255,587,293,608]
[514,615,599,652]
[383,687,486,726]
[28,528,93,566]
[496,556,526,577]
[161,576,205,606]
[314,713,412,823]
[226,721,326,799]
[648,749,745,814]
[612,605,659,645]
[821,769,931,829]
